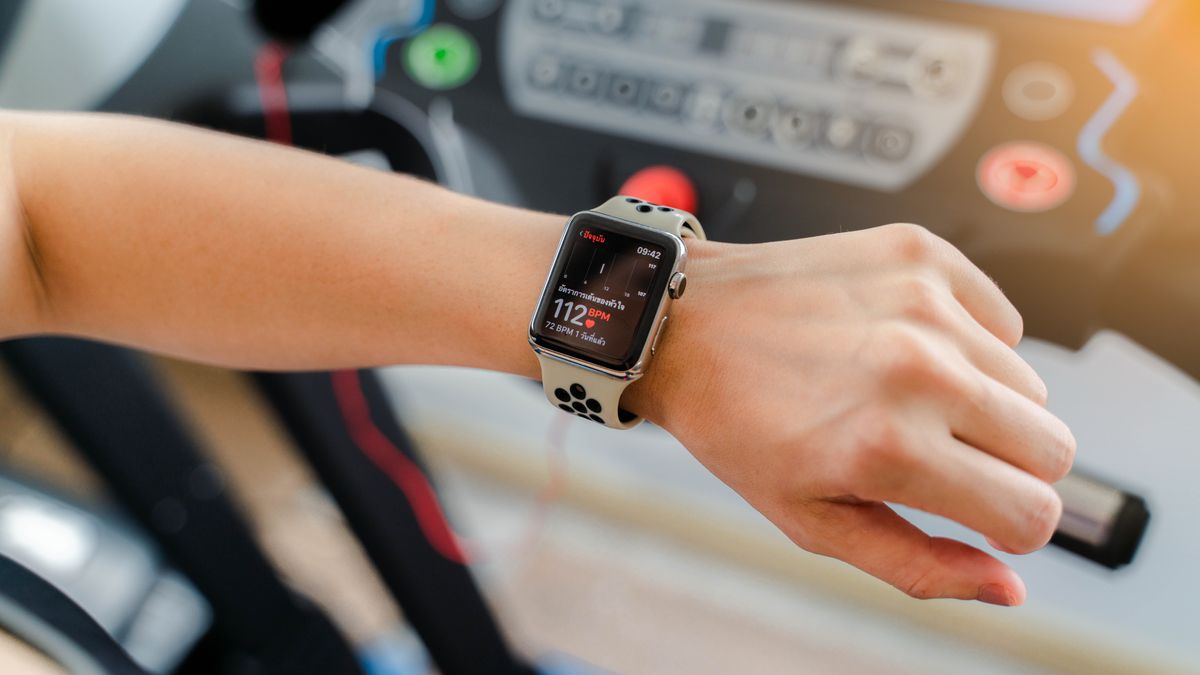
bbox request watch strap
[537,196,705,430]
[538,354,642,429]
[594,196,706,241]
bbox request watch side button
[668,272,687,299]
[651,316,669,356]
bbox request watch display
[531,213,681,371]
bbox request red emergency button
[977,141,1075,212]
[618,165,698,214]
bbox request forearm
[5,112,559,377]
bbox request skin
[0,112,1075,605]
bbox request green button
[404,24,480,91]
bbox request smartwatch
[529,196,706,429]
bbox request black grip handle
[1051,471,1150,569]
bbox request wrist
[470,203,563,379]
[622,237,726,429]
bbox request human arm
[0,111,561,372]
[0,112,1074,605]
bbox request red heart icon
[585,319,596,329]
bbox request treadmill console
[501,0,994,191]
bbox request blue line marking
[372,0,436,79]
[1077,49,1140,235]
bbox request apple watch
[529,196,706,429]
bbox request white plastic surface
[0,0,187,110]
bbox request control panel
[501,0,995,192]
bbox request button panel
[501,0,995,192]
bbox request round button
[529,55,562,89]
[649,83,685,114]
[572,401,588,414]
[554,388,571,403]
[684,84,726,132]
[1003,62,1074,122]
[773,107,819,146]
[908,42,965,98]
[619,165,698,214]
[569,66,601,97]
[977,141,1076,213]
[838,37,884,85]
[404,24,480,91]
[668,273,687,299]
[586,398,603,413]
[867,125,914,162]
[609,75,641,105]
[724,93,775,137]
[570,383,587,399]
[593,3,625,34]
[823,115,863,153]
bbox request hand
[631,223,1075,605]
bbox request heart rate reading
[536,224,671,365]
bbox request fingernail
[977,584,1015,606]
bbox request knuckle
[789,526,829,557]
[1028,374,1050,407]
[898,275,947,327]
[875,323,970,401]
[875,322,937,383]
[883,222,943,263]
[847,409,915,496]
[902,568,939,600]
[949,368,990,420]
[979,278,1025,348]
[1008,304,1026,344]
[779,508,834,557]
[995,307,1026,350]
[1047,421,1077,481]
[898,544,939,600]
[856,409,906,463]
[1020,486,1063,551]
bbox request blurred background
[0,0,1195,673]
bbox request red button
[977,141,1075,213]
[618,165,698,214]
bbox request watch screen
[533,215,680,370]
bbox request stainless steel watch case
[528,209,689,383]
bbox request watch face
[531,212,683,371]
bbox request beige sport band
[534,196,706,429]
